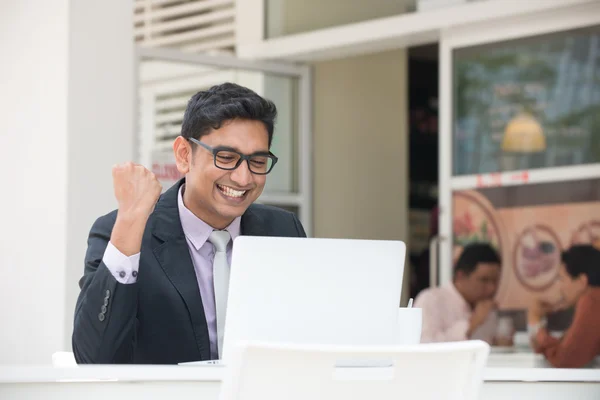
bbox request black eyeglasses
[187,137,278,175]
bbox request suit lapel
[150,179,211,360]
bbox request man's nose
[230,160,253,187]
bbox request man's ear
[173,136,191,175]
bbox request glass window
[452,178,600,312]
[453,26,600,176]
[264,0,414,39]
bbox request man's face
[557,265,587,306]
[458,263,501,304]
[175,119,269,228]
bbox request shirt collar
[177,185,241,251]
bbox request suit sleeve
[534,295,600,368]
[72,212,139,364]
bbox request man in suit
[72,83,306,364]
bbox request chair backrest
[219,341,490,400]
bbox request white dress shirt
[414,282,497,344]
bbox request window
[453,26,600,176]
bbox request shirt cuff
[103,242,140,284]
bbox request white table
[1,353,599,400]
[482,353,600,399]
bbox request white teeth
[218,184,246,198]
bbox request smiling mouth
[217,184,248,199]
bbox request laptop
[179,236,405,366]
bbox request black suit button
[132,270,138,278]
[103,298,109,307]
[101,305,107,314]
[119,271,126,278]
[98,313,105,322]
[105,289,111,297]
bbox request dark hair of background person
[181,82,278,147]
[454,243,501,277]
[562,245,600,287]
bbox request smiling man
[72,83,306,364]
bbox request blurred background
[1,0,599,364]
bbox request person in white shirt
[414,243,503,344]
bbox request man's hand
[527,297,565,325]
[468,299,496,337]
[110,163,162,256]
[113,162,162,218]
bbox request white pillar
[0,0,134,364]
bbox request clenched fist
[112,162,162,218]
[110,163,162,256]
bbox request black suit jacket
[72,179,306,364]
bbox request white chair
[220,341,490,400]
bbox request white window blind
[134,0,236,53]
[138,61,238,188]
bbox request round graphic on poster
[453,191,502,261]
[570,220,600,250]
[513,225,561,292]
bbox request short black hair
[562,245,600,287]
[454,243,501,276]
[181,82,277,146]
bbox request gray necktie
[208,230,231,359]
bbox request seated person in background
[415,243,502,344]
[528,245,600,368]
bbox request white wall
[0,0,69,365]
[65,0,134,357]
[0,0,133,364]
[312,50,410,304]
